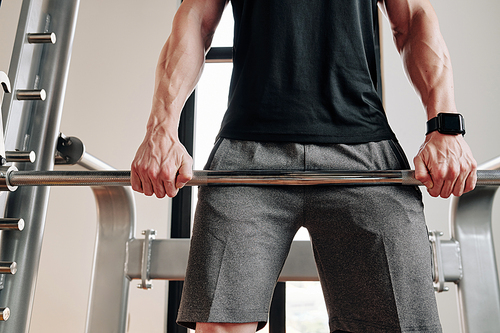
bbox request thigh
[178,139,305,329]
[303,141,441,332]
[179,185,301,322]
[307,185,439,332]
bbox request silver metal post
[15,89,46,101]
[27,33,56,44]
[4,151,35,163]
[0,308,10,322]
[0,219,24,231]
[0,263,16,275]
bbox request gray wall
[0,0,499,332]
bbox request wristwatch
[426,113,466,136]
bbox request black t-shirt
[217,0,396,144]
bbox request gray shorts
[177,139,442,333]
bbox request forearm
[384,1,457,120]
[147,1,223,136]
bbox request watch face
[439,113,464,134]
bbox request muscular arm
[131,0,227,198]
[379,0,477,198]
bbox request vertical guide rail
[0,0,80,332]
[450,157,500,333]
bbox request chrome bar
[8,170,130,187]
[4,169,500,188]
[76,152,114,171]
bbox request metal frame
[0,1,80,332]
[449,157,500,333]
[79,153,135,333]
[125,238,318,282]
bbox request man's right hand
[131,129,193,198]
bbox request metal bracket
[429,230,463,292]
[138,229,156,290]
[55,133,85,165]
[0,71,11,166]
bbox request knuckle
[147,168,159,181]
[448,166,460,180]
[159,167,173,181]
[137,164,151,175]
[433,167,447,180]
[471,159,478,170]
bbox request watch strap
[426,117,439,135]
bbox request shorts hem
[177,310,269,331]
[330,318,442,333]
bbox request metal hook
[0,71,11,109]
[0,72,11,165]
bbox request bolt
[0,307,10,321]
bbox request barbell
[1,167,500,190]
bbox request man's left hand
[413,132,477,198]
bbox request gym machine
[0,0,499,332]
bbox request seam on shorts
[303,143,307,171]
[400,324,443,333]
[330,316,402,332]
[204,137,225,170]
[387,140,423,197]
[207,239,230,321]
[381,236,405,331]
[388,139,411,170]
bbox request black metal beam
[269,282,286,333]
[167,92,196,333]
[206,47,233,63]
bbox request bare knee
[195,322,258,333]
